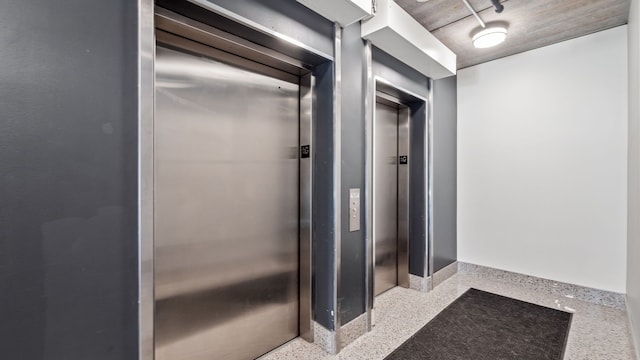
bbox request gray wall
[432,76,457,272]
[627,0,640,355]
[372,48,430,99]
[339,23,367,325]
[0,1,139,359]
[408,103,428,276]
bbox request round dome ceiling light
[472,26,508,48]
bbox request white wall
[627,0,640,354]
[457,26,628,293]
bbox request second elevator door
[154,46,300,360]
[374,96,409,297]
[374,100,400,296]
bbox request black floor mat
[384,288,572,360]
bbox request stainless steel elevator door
[154,46,299,360]
[374,101,399,296]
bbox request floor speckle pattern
[259,272,637,360]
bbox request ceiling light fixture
[472,26,508,48]
[459,0,508,49]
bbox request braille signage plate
[399,155,408,164]
[301,145,310,158]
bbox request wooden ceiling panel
[394,0,630,69]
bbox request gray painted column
[0,1,140,359]
[432,76,458,272]
[339,22,367,326]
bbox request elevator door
[374,100,400,296]
[154,46,299,360]
[373,96,409,296]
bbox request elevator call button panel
[349,188,361,232]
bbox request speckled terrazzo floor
[258,272,637,360]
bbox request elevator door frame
[365,76,430,327]
[149,7,317,357]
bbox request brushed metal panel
[397,107,410,288]
[374,100,399,296]
[154,46,299,360]
[139,1,155,360]
[155,29,299,85]
[155,8,307,77]
[299,73,314,342]
[364,40,374,330]
[333,23,343,351]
